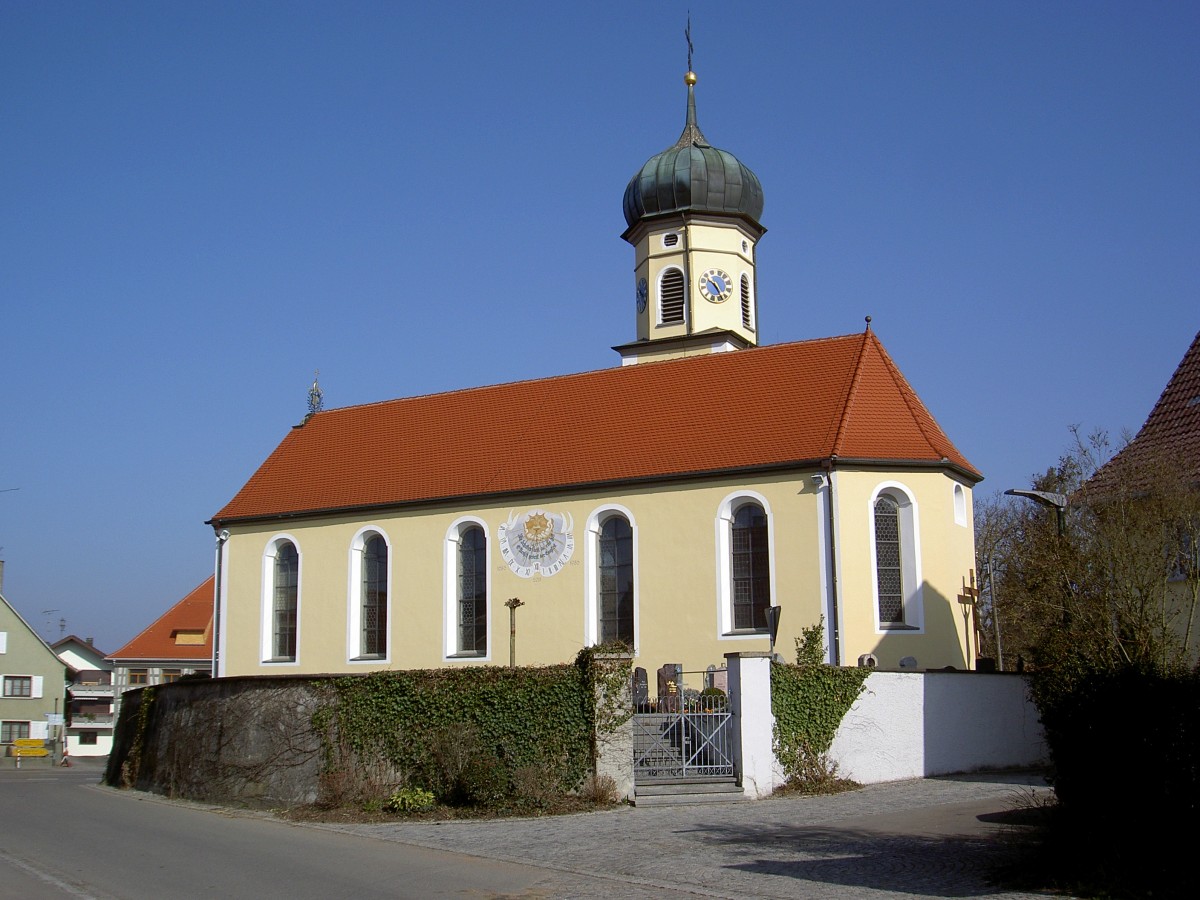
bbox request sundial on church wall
[498,508,575,578]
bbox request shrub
[384,786,436,813]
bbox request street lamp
[1005,488,1068,536]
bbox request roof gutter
[208,456,981,529]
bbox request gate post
[725,652,779,799]
[591,651,634,801]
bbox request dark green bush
[1031,665,1199,895]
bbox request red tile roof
[109,576,214,662]
[212,331,981,524]
[1090,330,1200,492]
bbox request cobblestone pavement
[311,772,1062,899]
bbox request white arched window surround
[953,483,968,527]
[583,504,639,651]
[715,491,777,639]
[260,534,302,665]
[443,516,491,661]
[656,266,688,326]
[346,526,392,664]
[869,482,924,632]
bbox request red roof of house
[212,331,981,524]
[1090,330,1200,491]
[109,576,214,662]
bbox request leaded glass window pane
[732,503,770,630]
[598,516,634,645]
[875,496,904,623]
[457,526,487,655]
[361,535,387,657]
[273,542,299,659]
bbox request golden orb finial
[685,71,698,86]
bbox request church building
[209,69,983,679]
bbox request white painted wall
[827,671,1046,784]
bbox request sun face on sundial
[499,508,575,578]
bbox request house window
[160,669,182,684]
[128,669,148,685]
[871,484,923,630]
[659,268,685,325]
[2,676,31,697]
[1,721,30,743]
[452,523,487,657]
[740,273,754,329]
[357,532,391,657]
[732,503,771,631]
[79,731,98,746]
[598,515,634,645]
[716,492,775,636]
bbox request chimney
[86,637,94,646]
[0,559,5,593]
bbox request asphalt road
[1,759,1057,899]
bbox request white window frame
[346,526,392,664]
[715,490,777,639]
[657,266,688,327]
[2,675,41,698]
[443,517,491,661]
[260,534,302,665]
[869,482,924,632]
[953,483,968,527]
[583,504,639,651]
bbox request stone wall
[105,675,327,806]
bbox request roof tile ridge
[1137,329,1200,433]
[869,331,952,459]
[829,331,872,458]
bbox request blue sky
[2,1,1196,651]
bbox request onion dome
[623,71,764,230]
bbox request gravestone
[657,663,681,712]
[632,667,649,711]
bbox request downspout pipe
[822,458,842,666]
[212,528,230,677]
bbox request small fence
[632,666,736,783]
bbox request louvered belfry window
[660,268,685,324]
[740,274,753,328]
[361,535,387,657]
[457,526,487,655]
[874,496,905,623]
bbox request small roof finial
[865,316,873,332]
[307,369,324,416]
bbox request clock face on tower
[636,277,648,313]
[698,268,733,303]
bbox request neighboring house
[52,635,115,758]
[1,564,68,755]
[1087,329,1200,657]
[108,577,214,721]
[209,70,983,680]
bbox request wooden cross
[957,570,982,667]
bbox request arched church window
[598,515,634,645]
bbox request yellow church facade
[210,70,982,679]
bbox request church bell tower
[615,69,766,365]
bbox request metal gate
[632,666,736,783]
